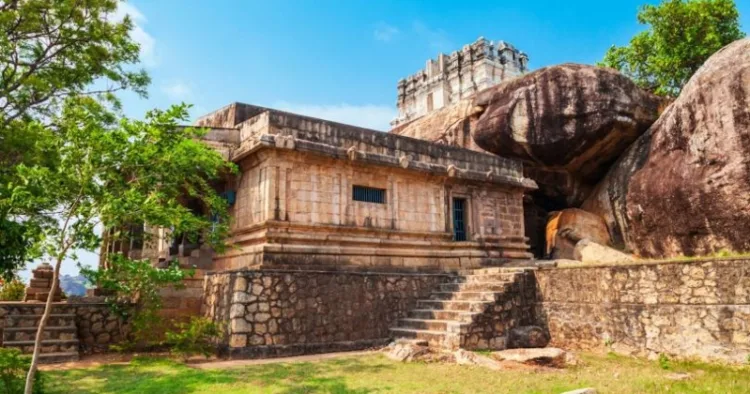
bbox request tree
[9,98,236,393]
[599,0,745,97]
[0,0,150,278]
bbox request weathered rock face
[473,64,663,183]
[582,39,750,257]
[545,208,611,257]
[390,98,486,151]
[571,239,635,265]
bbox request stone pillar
[24,263,62,302]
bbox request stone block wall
[203,269,450,358]
[213,147,531,271]
[231,150,528,236]
[533,258,750,363]
[160,271,205,321]
[0,302,127,354]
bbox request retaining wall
[534,258,750,363]
[203,268,450,358]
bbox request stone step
[392,338,428,346]
[459,267,530,275]
[388,327,453,348]
[416,299,491,313]
[440,281,510,292]
[37,352,80,364]
[3,339,79,354]
[408,309,478,323]
[5,314,77,328]
[428,291,498,302]
[397,318,459,331]
[455,274,518,283]
[3,326,77,342]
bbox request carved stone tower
[391,37,529,128]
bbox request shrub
[0,279,26,301]
[658,353,670,370]
[165,317,222,362]
[81,255,190,350]
[0,348,43,394]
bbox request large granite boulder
[545,208,611,257]
[472,64,663,206]
[582,39,750,258]
[544,208,632,263]
[390,97,485,151]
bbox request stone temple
[90,39,544,356]
[391,37,528,128]
[77,38,749,364]
[138,102,537,272]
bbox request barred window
[352,185,386,204]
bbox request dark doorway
[453,198,467,241]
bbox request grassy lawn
[43,352,750,394]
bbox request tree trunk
[24,256,63,394]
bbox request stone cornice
[232,134,537,190]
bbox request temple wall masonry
[194,104,536,272]
[203,269,449,358]
[533,259,750,363]
[231,151,525,237]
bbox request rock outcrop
[390,97,486,151]
[391,64,663,209]
[543,208,633,263]
[472,64,662,205]
[545,208,611,256]
[582,39,750,257]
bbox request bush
[165,317,222,362]
[658,353,671,370]
[81,254,190,350]
[0,280,25,301]
[0,348,43,394]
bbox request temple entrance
[452,197,467,241]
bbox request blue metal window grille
[453,198,467,241]
[352,185,386,204]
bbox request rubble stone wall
[203,269,450,358]
[534,258,750,363]
[0,302,127,354]
[462,271,537,350]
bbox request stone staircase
[390,267,536,350]
[2,310,80,363]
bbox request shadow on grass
[44,356,391,394]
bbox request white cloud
[274,102,397,131]
[161,80,193,101]
[112,2,157,67]
[374,22,399,42]
[412,21,453,51]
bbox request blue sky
[118,0,750,130]
[35,0,750,278]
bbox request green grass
[43,352,750,394]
